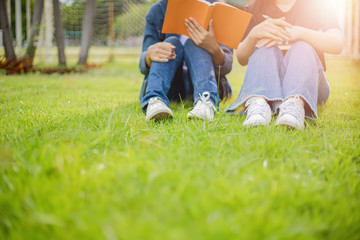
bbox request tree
[78,0,96,65]
[0,0,16,61]
[24,0,44,66]
[53,0,66,66]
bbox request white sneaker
[145,98,173,121]
[187,92,216,121]
[242,97,272,127]
[276,97,305,130]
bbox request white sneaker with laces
[242,97,272,127]
[276,96,305,130]
[145,98,173,121]
[187,92,216,121]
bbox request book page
[212,2,252,49]
[162,0,211,36]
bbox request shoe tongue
[246,98,265,107]
[282,99,300,109]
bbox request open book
[162,0,253,49]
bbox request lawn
[0,54,359,239]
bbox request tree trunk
[6,0,11,30]
[53,0,66,66]
[108,0,114,62]
[78,0,96,65]
[26,0,31,42]
[24,0,44,66]
[0,0,16,61]
[15,0,23,56]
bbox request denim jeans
[225,41,330,119]
[141,36,219,111]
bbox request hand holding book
[185,17,225,65]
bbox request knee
[290,41,316,56]
[183,38,208,55]
[183,38,212,63]
[249,46,281,64]
[164,36,183,54]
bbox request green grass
[0,55,359,240]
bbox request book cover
[162,0,253,49]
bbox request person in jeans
[139,0,233,121]
[225,0,343,129]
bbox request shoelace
[195,92,215,111]
[279,98,304,119]
[245,99,270,119]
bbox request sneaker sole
[276,120,304,130]
[187,112,213,121]
[146,111,173,121]
[243,116,271,127]
[187,112,202,120]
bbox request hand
[185,18,218,54]
[249,17,292,43]
[145,42,176,67]
[286,25,304,42]
[256,25,305,48]
[256,38,282,48]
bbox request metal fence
[60,0,151,47]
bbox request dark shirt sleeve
[215,44,233,76]
[139,8,161,77]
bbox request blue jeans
[141,36,219,111]
[225,41,330,119]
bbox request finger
[265,26,290,40]
[185,19,200,36]
[256,38,272,48]
[152,57,169,62]
[154,52,176,61]
[156,53,173,59]
[185,18,202,36]
[209,19,215,35]
[155,49,174,57]
[158,43,176,52]
[186,25,200,43]
[209,19,215,33]
[165,42,176,49]
[256,39,266,48]
[273,25,291,38]
[263,21,290,38]
[189,17,207,33]
[169,49,176,57]
[261,31,283,42]
[155,43,176,54]
[273,18,293,28]
[266,40,280,48]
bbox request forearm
[139,51,150,76]
[208,44,225,66]
[215,44,233,75]
[236,35,257,66]
[295,27,343,54]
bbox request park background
[1,0,360,239]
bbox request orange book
[162,0,253,49]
